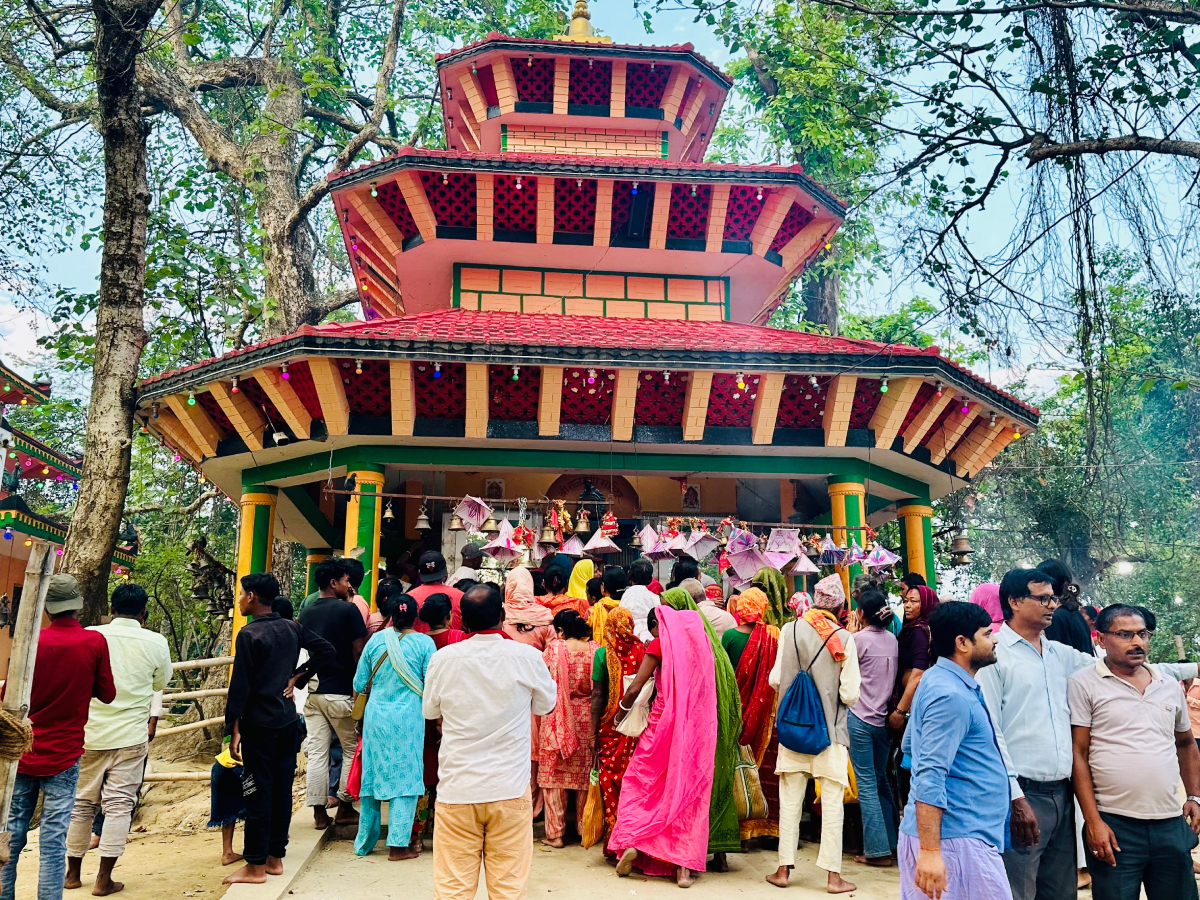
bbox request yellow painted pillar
[305,550,331,595]
[345,466,385,609]
[897,503,936,588]
[828,480,867,601]
[233,486,278,641]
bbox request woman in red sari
[589,606,644,845]
[539,557,591,618]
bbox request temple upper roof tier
[434,31,732,161]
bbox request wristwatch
[1188,796,1200,805]
[897,709,910,719]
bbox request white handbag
[615,674,654,738]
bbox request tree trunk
[272,539,295,599]
[62,0,160,624]
[803,270,839,335]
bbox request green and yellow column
[345,465,385,609]
[305,550,331,595]
[234,485,278,640]
[828,479,867,601]
[897,502,937,588]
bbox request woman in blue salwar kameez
[352,593,436,859]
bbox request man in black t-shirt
[297,557,366,830]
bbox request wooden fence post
[0,543,55,862]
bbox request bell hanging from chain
[414,504,432,531]
[538,523,556,544]
[949,531,974,566]
[382,500,395,521]
[448,513,465,532]
[629,528,642,549]
[481,514,500,536]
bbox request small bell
[481,515,500,536]
[414,504,432,532]
[538,523,557,544]
[630,530,642,549]
[448,513,465,532]
[382,500,395,521]
[949,532,974,567]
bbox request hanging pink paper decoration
[682,530,720,562]
[766,528,802,557]
[559,535,586,557]
[724,527,758,555]
[482,518,522,565]
[784,553,820,576]
[454,496,493,532]
[727,547,770,582]
[583,530,621,554]
[818,533,847,567]
[863,543,901,569]
[847,539,866,565]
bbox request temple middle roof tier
[0,360,51,408]
[434,32,732,161]
[330,149,845,323]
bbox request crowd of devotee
[9,550,1200,900]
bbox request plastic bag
[580,768,605,848]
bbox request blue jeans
[1,762,81,900]
[848,711,898,859]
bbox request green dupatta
[753,566,793,628]
[661,587,743,854]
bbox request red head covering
[904,585,940,628]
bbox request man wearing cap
[1,574,116,900]
[446,544,485,589]
[408,551,464,632]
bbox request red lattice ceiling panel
[706,373,756,428]
[723,185,765,241]
[677,78,697,118]
[511,57,555,103]
[419,171,477,227]
[849,379,883,428]
[494,174,538,232]
[237,377,284,430]
[561,367,615,425]
[196,392,233,438]
[667,183,711,240]
[342,358,392,417]
[489,365,541,421]
[610,181,654,239]
[634,370,687,426]
[554,178,597,234]
[770,202,816,254]
[920,399,959,447]
[569,58,612,105]
[477,65,499,106]
[898,381,937,435]
[374,182,419,241]
[414,361,466,419]
[625,63,670,108]
[777,375,828,429]
[283,360,324,421]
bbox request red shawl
[538,592,591,618]
[735,623,779,757]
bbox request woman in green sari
[752,566,791,627]
[659,587,743,865]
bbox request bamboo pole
[171,657,234,671]
[0,544,55,863]
[162,688,228,701]
[156,716,225,738]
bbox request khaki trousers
[433,788,532,900]
[302,693,356,805]
[65,743,148,859]
[778,771,844,873]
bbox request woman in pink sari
[504,566,555,818]
[609,604,717,888]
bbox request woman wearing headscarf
[767,574,860,893]
[539,557,591,618]
[968,583,1003,634]
[352,594,436,860]
[589,566,625,642]
[888,583,938,809]
[609,603,718,887]
[661,587,743,869]
[568,558,595,603]
[503,566,555,818]
[590,607,644,845]
[752,566,790,629]
[722,586,781,842]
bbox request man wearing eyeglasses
[977,570,1197,900]
[1068,604,1200,900]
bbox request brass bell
[538,523,557,544]
[630,530,642,549]
[949,532,974,567]
[481,515,500,536]
[574,516,590,535]
[383,500,395,521]
[448,513,465,532]
[517,545,535,568]
[414,504,432,531]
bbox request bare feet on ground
[91,877,124,896]
[766,865,791,888]
[314,806,332,830]
[388,844,421,861]
[854,854,894,867]
[615,847,638,877]
[221,851,244,866]
[826,872,856,894]
[541,837,564,848]
[707,852,728,872]
[265,857,284,875]
[333,800,360,826]
[65,858,83,890]
[223,863,268,885]
[676,866,695,888]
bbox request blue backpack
[776,621,838,756]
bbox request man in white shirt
[446,543,485,587]
[64,584,171,896]
[423,582,556,900]
[681,578,735,639]
[619,557,660,643]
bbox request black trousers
[240,720,300,866]
[1001,779,1077,900]
[1087,811,1199,900]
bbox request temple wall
[444,472,736,515]
[504,124,663,158]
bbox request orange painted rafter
[457,70,488,123]
[821,374,858,448]
[868,377,923,449]
[346,190,404,259]
[611,368,640,441]
[394,171,437,242]
[648,182,672,250]
[950,415,1007,475]
[306,357,351,436]
[154,407,201,463]
[661,68,689,122]
[925,407,979,465]
[610,61,627,117]
[389,360,415,436]
[751,372,785,445]
[250,366,312,439]
[207,380,266,451]
[706,184,730,253]
[594,180,614,248]
[164,393,221,458]
[749,187,799,258]
[902,390,954,453]
[682,370,714,441]
[539,366,564,436]
[476,173,494,241]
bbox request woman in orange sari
[726,586,781,842]
[589,606,645,844]
[539,557,591,617]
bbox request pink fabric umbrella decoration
[664,531,690,555]
[727,547,771,583]
[583,529,621,555]
[863,543,901,569]
[818,533,847,567]
[784,552,820,576]
[454,495,493,532]
[767,528,803,557]
[559,535,586,557]
[682,530,720,562]
[847,539,867,565]
[724,527,759,556]
[483,518,523,565]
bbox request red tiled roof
[434,31,732,85]
[140,308,1038,416]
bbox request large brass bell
[517,545,535,568]
[448,513,465,532]
[414,504,432,531]
[629,529,642,549]
[481,515,500,536]
[574,516,590,535]
[538,523,557,544]
[949,532,974,567]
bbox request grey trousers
[1001,778,1077,900]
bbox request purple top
[849,625,899,727]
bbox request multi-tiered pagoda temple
[136,3,1038,636]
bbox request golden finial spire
[555,0,612,42]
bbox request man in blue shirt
[900,601,1013,900]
